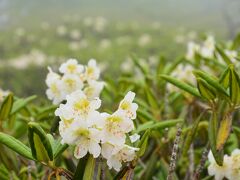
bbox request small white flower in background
[200,35,215,58]
[59,59,84,74]
[130,133,140,143]
[185,41,200,60]
[85,59,100,82]
[102,143,139,171]
[69,29,81,40]
[138,34,152,47]
[0,88,10,102]
[119,91,138,119]
[208,151,231,180]
[56,25,67,36]
[167,64,195,94]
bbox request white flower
[167,64,195,93]
[201,35,215,58]
[101,110,134,146]
[73,126,102,158]
[84,80,105,100]
[129,133,140,143]
[84,59,100,82]
[69,29,81,40]
[59,59,84,75]
[226,149,240,179]
[118,91,138,119]
[138,34,151,47]
[102,143,138,171]
[46,67,64,104]
[185,41,200,60]
[0,88,9,102]
[61,74,84,95]
[56,90,102,124]
[208,151,231,180]
[57,25,67,36]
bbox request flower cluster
[167,64,195,93]
[46,59,104,104]
[208,149,240,180]
[186,35,215,60]
[55,90,139,171]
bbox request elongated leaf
[160,75,201,98]
[53,140,69,158]
[131,54,148,75]
[73,155,88,180]
[182,112,205,156]
[216,113,232,151]
[11,95,37,115]
[209,112,223,165]
[162,57,183,75]
[219,67,230,89]
[231,33,240,49]
[197,78,216,101]
[134,119,183,133]
[0,132,34,160]
[0,93,13,121]
[193,70,229,97]
[114,166,129,180]
[215,46,232,65]
[144,86,159,109]
[136,130,150,158]
[83,155,96,180]
[28,122,53,162]
[229,65,240,105]
[121,169,134,180]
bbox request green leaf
[83,155,96,180]
[11,95,37,115]
[208,112,223,165]
[216,113,232,151]
[73,155,89,180]
[136,130,150,158]
[144,85,159,109]
[231,33,240,49]
[197,78,216,101]
[215,45,232,65]
[0,93,13,121]
[114,166,129,180]
[28,122,53,162]
[182,112,205,156]
[134,119,183,133]
[131,54,148,75]
[0,132,34,160]
[193,70,229,98]
[52,140,69,158]
[229,65,240,105]
[219,67,230,89]
[162,57,183,75]
[160,75,201,98]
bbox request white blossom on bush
[208,149,240,180]
[55,89,139,171]
[46,59,103,104]
[102,143,139,171]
